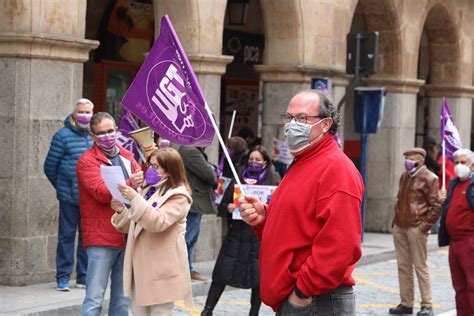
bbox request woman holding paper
[111,147,193,316]
[202,145,280,316]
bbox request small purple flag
[440,97,462,160]
[121,15,215,147]
[117,109,141,157]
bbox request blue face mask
[284,119,325,153]
[145,167,161,185]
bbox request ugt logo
[149,63,194,133]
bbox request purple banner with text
[121,15,215,147]
[440,97,462,160]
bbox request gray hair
[75,98,94,109]
[296,89,340,135]
[90,112,115,133]
[453,148,472,162]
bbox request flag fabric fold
[117,109,141,159]
[121,15,215,147]
[440,97,462,161]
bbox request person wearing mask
[238,90,364,315]
[438,148,474,316]
[44,98,94,291]
[177,145,217,281]
[77,112,143,316]
[111,147,193,316]
[202,145,280,316]
[389,148,441,316]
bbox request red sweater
[254,135,363,311]
[446,180,474,241]
[77,144,140,249]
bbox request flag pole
[442,139,446,190]
[205,103,246,195]
[228,110,237,139]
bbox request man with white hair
[438,148,474,316]
[44,98,94,291]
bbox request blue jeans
[185,212,202,272]
[82,246,130,316]
[276,286,355,315]
[56,202,87,283]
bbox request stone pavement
[0,233,453,315]
[174,248,456,315]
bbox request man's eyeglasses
[94,129,115,137]
[281,114,321,125]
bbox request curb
[358,242,441,266]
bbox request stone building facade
[1,0,473,285]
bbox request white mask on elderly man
[455,164,471,181]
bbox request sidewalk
[0,233,439,315]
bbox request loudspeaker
[129,127,156,158]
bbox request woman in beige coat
[111,147,193,316]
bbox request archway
[415,3,461,147]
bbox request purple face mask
[75,113,92,125]
[247,161,265,174]
[96,134,116,152]
[145,167,161,185]
[404,159,418,172]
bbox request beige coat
[111,184,193,307]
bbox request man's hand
[130,170,144,189]
[111,199,125,213]
[288,290,312,307]
[438,188,447,202]
[238,195,265,226]
[118,183,138,201]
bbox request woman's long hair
[148,147,191,195]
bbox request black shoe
[417,306,433,316]
[389,304,413,314]
[201,306,213,316]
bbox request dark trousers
[449,237,474,316]
[56,202,87,283]
[276,286,355,316]
[185,212,202,272]
[203,281,261,315]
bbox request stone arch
[418,2,462,85]
[350,0,402,77]
[259,0,303,65]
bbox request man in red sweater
[77,112,142,315]
[239,90,364,315]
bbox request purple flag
[440,97,462,160]
[117,109,141,157]
[121,15,215,147]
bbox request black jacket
[212,161,280,288]
[178,146,217,214]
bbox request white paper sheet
[100,165,128,204]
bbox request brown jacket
[393,166,442,232]
[111,184,193,307]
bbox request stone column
[424,85,474,147]
[154,0,232,263]
[362,77,425,232]
[0,0,98,285]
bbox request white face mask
[284,119,325,153]
[455,164,471,180]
